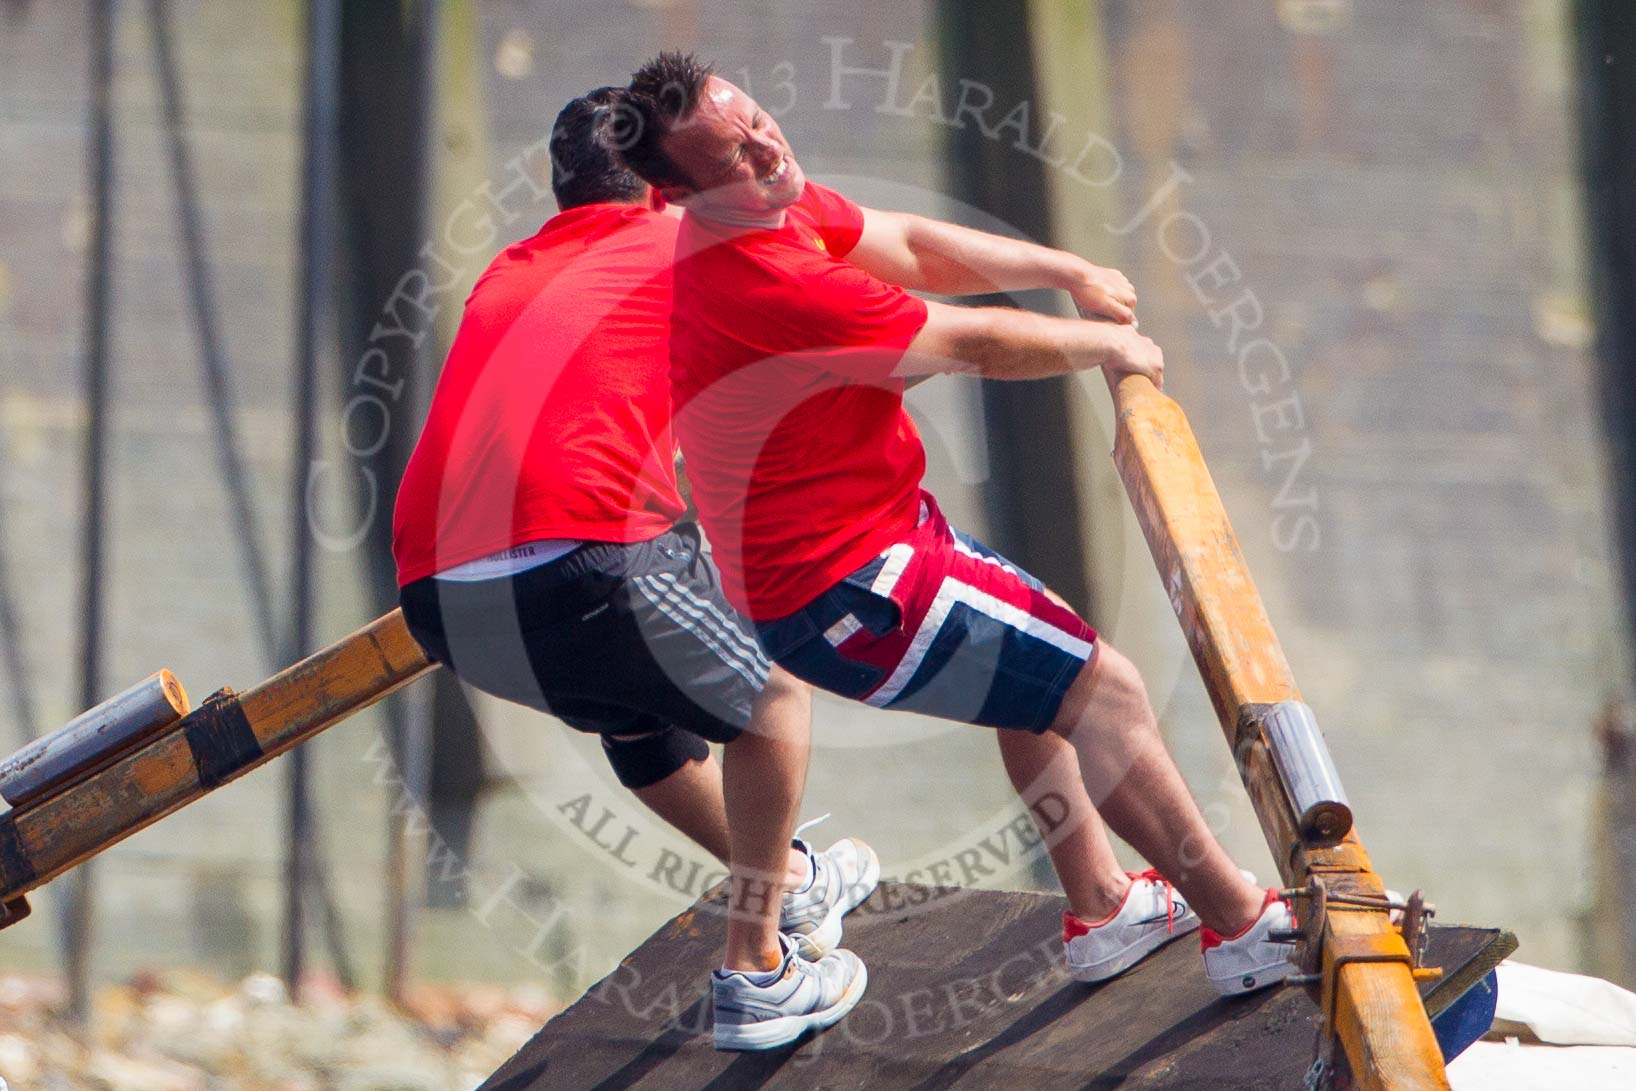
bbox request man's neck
[690,204,787,231]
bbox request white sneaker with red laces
[1063,869,1201,983]
[1200,888,1299,995]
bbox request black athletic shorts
[400,523,771,789]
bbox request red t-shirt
[393,203,686,586]
[670,183,930,619]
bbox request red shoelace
[1130,868,1178,934]
[1063,868,1178,942]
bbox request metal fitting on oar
[1240,701,1353,847]
[0,611,433,916]
[0,671,190,809]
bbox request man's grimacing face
[657,76,807,215]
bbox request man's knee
[755,665,811,713]
[1091,644,1148,700]
[732,664,812,748]
[1050,642,1153,737]
[1041,585,1075,612]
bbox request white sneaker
[1201,889,1299,995]
[1063,869,1200,983]
[780,833,880,960]
[712,933,868,1051]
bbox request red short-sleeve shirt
[670,183,930,619]
[392,204,686,586]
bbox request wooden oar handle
[1103,366,1171,414]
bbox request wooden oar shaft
[1106,371,1449,1091]
[0,611,433,904]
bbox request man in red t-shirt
[393,90,879,1045]
[619,54,1299,1023]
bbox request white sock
[723,962,783,985]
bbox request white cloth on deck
[1494,960,1636,1047]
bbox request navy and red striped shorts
[755,492,1099,733]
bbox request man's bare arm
[852,207,1137,324]
[898,299,1164,386]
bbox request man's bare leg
[1046,643,1265,935]
[996,730,1131,921]
[721,666,812,971]
[630,753,808,888]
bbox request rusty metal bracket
[1276,876,1331,979]
[1400,889,1433,969]
[1280,876,1444,1086]
[1277,875,1411,976]
[181,686,263,789]
[1323,932,1416,1013]
[1305,931,1417,1090]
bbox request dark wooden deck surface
[480,882,1508,1090]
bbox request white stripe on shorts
[872,543,915,597]
[866,574,1094,708]
[823,614,863,647]
[647,570,767,666]
[637,579,767,689]
[952,538,1021,578]
[653,576,770,685]
[632,576,769,690]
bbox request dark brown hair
[617,52,717,189]
[549,87,648,210]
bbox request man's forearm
[903,303,1148,381]
[897,215,1085,297]
[852,207,1136,324]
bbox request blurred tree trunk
[65,0,116,1024]
[1576,0,1636,986]
[937,1,1095,620]
[1589,702,1636,987]
[335,2,486,923]
[938,0,1091,894]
